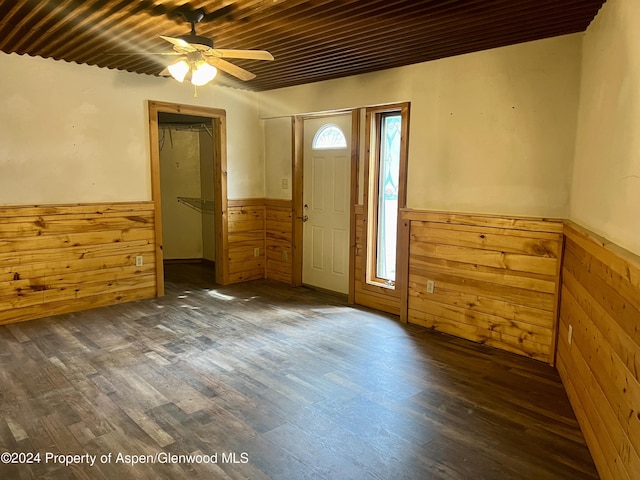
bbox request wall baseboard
[163,258,205,264]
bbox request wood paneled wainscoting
[226,199,293,285]
[0,202,157,325]
[353,205,403,315]
[265,199,293,284]
[557,222,640,480]
[403,210,564,364]
[226,199,266,284]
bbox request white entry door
[302,115,352,294]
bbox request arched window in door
[312,123,347,149]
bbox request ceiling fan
[154,7,273,88]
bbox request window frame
[311,123,348,150]
[364,103,410,290]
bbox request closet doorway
[158,113,214,262]
[148,101,228,295]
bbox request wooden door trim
[292,116,304,286]
[348,110,361,304]
[148,100,228,294]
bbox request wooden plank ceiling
[0,0,606,92]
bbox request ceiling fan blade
[160,35,196,51]
[207,58,256,81]
[107,52,182,56]
[208,49,274,61]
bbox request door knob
[296,215,309,222]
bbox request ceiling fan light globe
[191,62,217,86]
[167,59,189,82]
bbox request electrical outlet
[135,255,143,267]
[283,251,288,261]
[254,247,260,257]
[427,280,435,294]
[568,324,573,345]
[281,178,289,189]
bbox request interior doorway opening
[157,113,215,270]
[148,101,228,295]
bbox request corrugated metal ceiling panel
[0,0,606,91]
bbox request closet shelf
[177,197,215,214]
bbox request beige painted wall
[259,34,583,218]
[263,117,292,200]
[570,0,640,255]
[7,21,636,255]
[0,52,263,206]
[159,128,203,259]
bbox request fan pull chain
[194,85,199,98]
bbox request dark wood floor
[0,263,598,479]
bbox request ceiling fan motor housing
[178,34,214,49]
[176,7,213,49]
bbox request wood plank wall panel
[404,210,563,364]
[353,206,401,315]
[226,199,293,285]
[557,222,640,480]
[0,202,157,325]
[265,199,293,285]
[226,200,266,284]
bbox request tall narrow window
[376,113,401,281]
[365,103,409,289]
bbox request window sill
[366,280,396,290]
